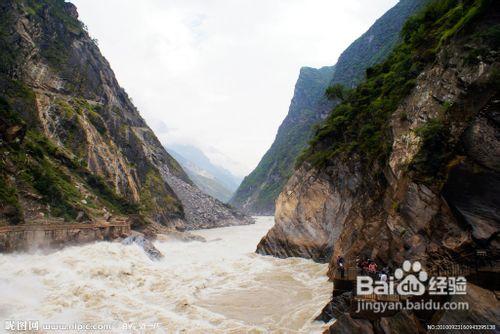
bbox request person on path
[337,255,345,279]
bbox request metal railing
[332,267,359,281]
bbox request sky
[71,0,398,177]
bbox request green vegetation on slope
[231,0,429,214]
[299,0,491,170]
[1,0,189,224]
[0,91,142,223]
[328,0,431,89]
[23,0,86,69]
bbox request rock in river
[122,235,164,261]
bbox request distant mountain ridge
[230,0,429,214]
[167,144,242,202]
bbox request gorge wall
[0,0,251,231]
[230,0,429,215]
[257,0,499,268]
[258,0,500,330]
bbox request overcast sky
[71,0,397,176]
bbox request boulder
[380,310,425,334]
[436,284,500,330]
[316,291,353,323]
[122,234,164,261]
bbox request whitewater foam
[0,217,331,333]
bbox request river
[0,217,332,333]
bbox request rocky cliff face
[258,0,499,330]
[256,161,361,262]
[231,0,429,215]
[0,0,251,230]
[258,0,499,267]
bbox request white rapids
[0,217,332,333]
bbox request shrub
[298,0,488,170]
[409,119,452,184]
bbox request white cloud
[71,0,397,176]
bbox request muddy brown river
[0,217,331,333]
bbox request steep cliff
[0,0,251,230]
[258,1,499,330]
[257,0,500,268]
[230,0,429,215]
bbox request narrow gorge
[0,0,498,333]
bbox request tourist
[368,260,378,279]
[360,258,369,275]
[337,255,345,279]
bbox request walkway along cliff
[0,219,131,252]
[256,0,500,331]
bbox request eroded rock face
[436,284,500,328]
[257,25,500,269]
[328,310,425,334]
[0,0,250,230]
[326,314,374,334]
[316,291,353,323]
[256,162,362,262]
[442,110,500,242]
[379,311,426,334]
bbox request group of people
[335,255,392,282]
[357,257,390,282]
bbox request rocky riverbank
[318,282,499,334]
[256,1,500,332]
